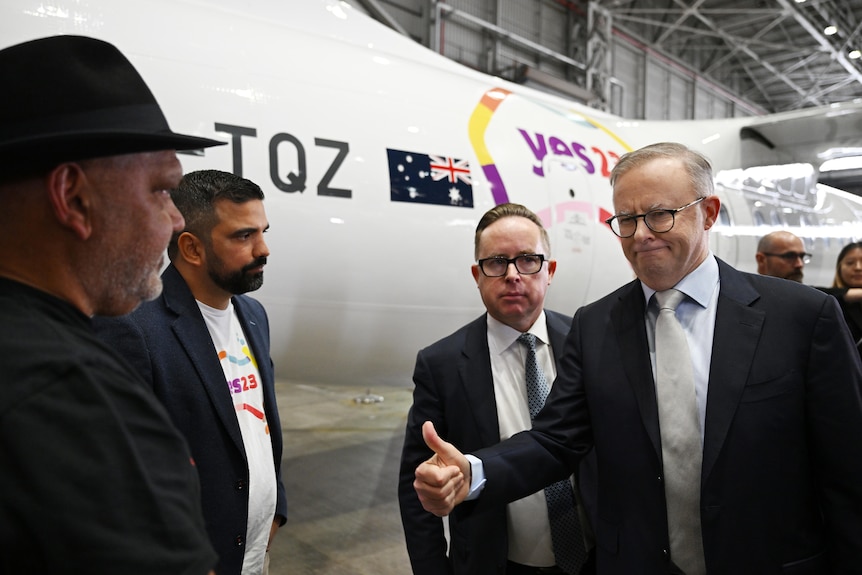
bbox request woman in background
[818,241,862,355]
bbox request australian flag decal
[387,148,474,207]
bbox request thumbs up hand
[413,421,471,516]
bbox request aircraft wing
[740,101,862,167]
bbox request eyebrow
[484,251,539,258]
[231,224,268,237]
[616,203,666,216]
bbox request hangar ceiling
[605,0,862,113]
[359,0,862,115]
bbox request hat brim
[0,130,225,175]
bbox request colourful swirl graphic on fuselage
[466,86,633,208]
[467,88,512,205]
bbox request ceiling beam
[774,0,862,93]
[670,0,823,108]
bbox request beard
[85,249,165,316]
[786,269,804,282]
[207,256,266,295]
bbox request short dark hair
[167,170,264,259]
[474,203,550,260]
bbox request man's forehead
[611,190,678,213]
[213,196,264,212]
[773,235,803,250]
[212,197,266,224]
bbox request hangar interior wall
[356,0,759,120]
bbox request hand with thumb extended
[413,421,471,517]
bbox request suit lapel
[162,266,246,456]
[458,312,574,447]
[546,311,571,376]
[458,315,502,446]
[612,282,664,461]
[701,262,763,483]
[609,265,765,484]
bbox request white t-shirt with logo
[199,300,277,575]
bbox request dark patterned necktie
[518,332,587,575]
[654,290,705,575]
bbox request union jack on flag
[387,148,474,208]
[429,155,472,185]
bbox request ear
[755,252,766,273]
[177,231,205,267]
[702,195,721,230]
[546,259,557,284]
[44,163,92,240]
[471,264,481,284]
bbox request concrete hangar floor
[268,378,414,574]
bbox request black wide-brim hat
[0,35,224,175]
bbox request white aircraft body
[4,0,862,386]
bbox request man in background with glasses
[398,203,596,575]
[413,143,862,574]
[755,230,810,282]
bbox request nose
[632,216,654,241]
[167,198,184,234]
[504,261,521,280]
[255,235,270,259]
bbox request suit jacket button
[662,548,670,561]
[235,535,245,547]
[657,475,663,483]
[235,480,246,490]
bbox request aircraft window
[799,214,823,248]
[753,211,765,226]
[769,209,782,226]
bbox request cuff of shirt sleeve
[464,454,486,501]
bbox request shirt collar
[487,311,549,356]
[640,252,719,309]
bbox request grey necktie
[518,332,587,575]
[654,290,706,575]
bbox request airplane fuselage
[4,0,861,385]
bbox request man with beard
[755,230,809,283]
[95,170,286,575]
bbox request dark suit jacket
[817,287,862,352]
[472,259,862,575]
[398,310,597,575]
[94,264,287,575]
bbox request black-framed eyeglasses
[763,251,811,264]
[477,254,546,277]
[604,197,705,239]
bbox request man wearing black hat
[0,35,223,574]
